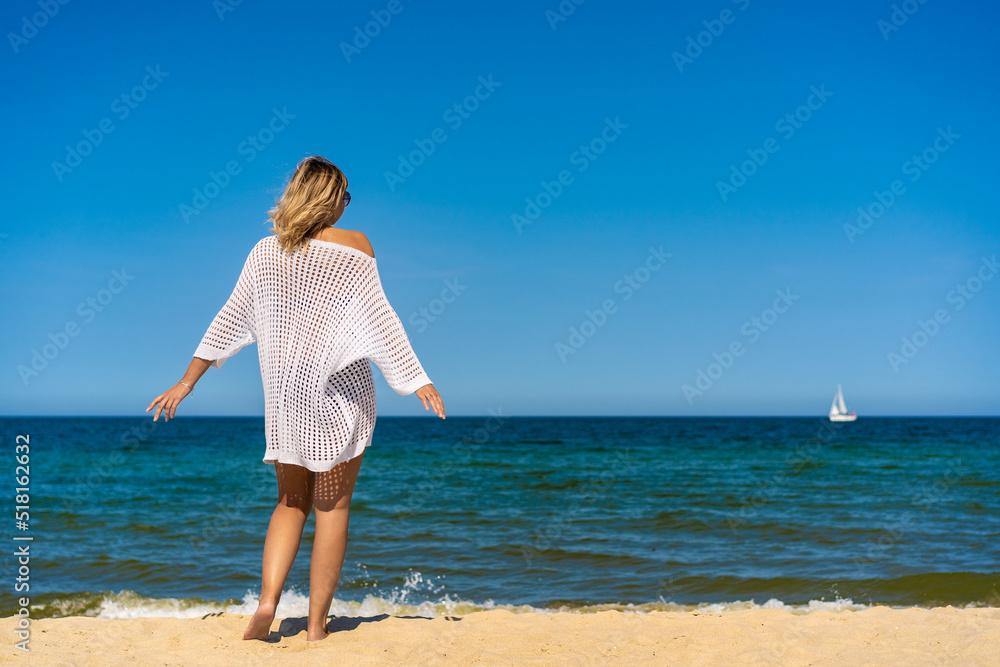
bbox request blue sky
[3,0,998,417]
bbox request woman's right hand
[415,384,445,419]
[146,383,193,422]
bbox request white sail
[829,384,857,422]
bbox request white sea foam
[34,569,984,620]
[41,589,968,621]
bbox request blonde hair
[268,155,349,255]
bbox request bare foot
[306,624,331,642]
[243,607,276,641]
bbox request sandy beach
[4,606,997,666]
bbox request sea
[2,416,998,620]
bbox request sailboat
[828,384,857,422]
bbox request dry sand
[3,606,998,666]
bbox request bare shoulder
[342,230,375,258]
[324,228,375,258]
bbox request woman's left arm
[146,356,213,421]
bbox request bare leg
[243,463,314,641]
[306,452,364,642]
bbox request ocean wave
[22,588,993,621]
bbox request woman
[146,155,445,642]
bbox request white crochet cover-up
[193,235,433,472]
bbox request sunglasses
[343,191,351,207]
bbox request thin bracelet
[179,381,194,392]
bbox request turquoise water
[2,416,998,619]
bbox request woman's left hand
[415,384,445,419]
[146,383,193,422]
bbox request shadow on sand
[244,613,464,642]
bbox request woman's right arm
[147,243,261,422]
[146,356,212,421]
